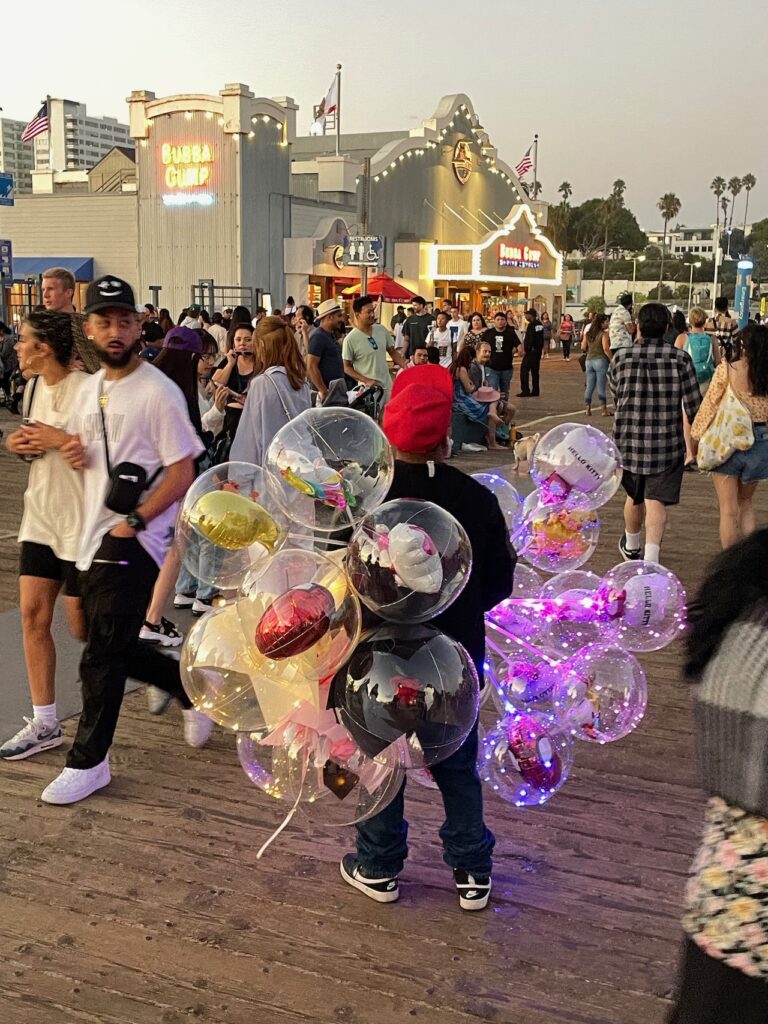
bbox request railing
[90,167,136,193]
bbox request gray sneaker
[1,717,63,760]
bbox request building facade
[0,118,35,194]
[33,99,131,173]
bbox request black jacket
[383,461,516,674]
[523,320,545,356]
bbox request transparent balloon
[238,548,361,685]
[345,499,472,623]
[480,709,574,807]
[600,561,687,653]
[539,570,611,657]
[264,407,394,533]
[530,423,622,511]
[519,503,600,573]
[176,462,287,590]
[554,644,648,743]
[491,645,563,712]
[471,473,524,540]
[331,624,480,769]
[180,604,276,734]
[237,730,286,800]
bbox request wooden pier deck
[1,356,764,1024]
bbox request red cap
[383,364,454,453]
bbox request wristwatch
[126,511,146,532]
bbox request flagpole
[533,134,539,200]
[335,64,341,157]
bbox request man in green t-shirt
[342,295,407,399]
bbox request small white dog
[512,433,540,472]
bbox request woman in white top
[1,311,87,761]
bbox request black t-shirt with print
[488,326,520,371]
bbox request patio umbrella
[341,273,418,302]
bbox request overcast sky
[4,0,766,230]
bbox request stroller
[348,382,385,422]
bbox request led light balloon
[600,561,686,653]
[486,563,544,641]
[264,407,394,533]
[238,548,361,685]
[519,503,600,573]
[530,423,622,511]
[345,499,471,623]
[180,604,272,734]
[331,624,480,769]
[471,473,524,539]
[480,710,574,807]
[176,462,287,590]
[555,644,647,743]
[540,570,610,656]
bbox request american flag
[514,147,533,177]
[21,104,49,143]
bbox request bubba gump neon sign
[161,143,213,189]
[498,242,541,270]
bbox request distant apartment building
[0,117,35,194]
[33,98,131,173]
[645,226,716,256]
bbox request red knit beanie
[383,364,454,453]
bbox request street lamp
[630,253,646,303]
[688,261,702,313]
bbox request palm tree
[711,176,726,252]
[657,192,682,292]
[600,180,627,298]
[742,173,757,237]
[721,194,730,240]
[558,181,572,205]
[727,176,742,233]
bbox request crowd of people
[2,265,768,1012]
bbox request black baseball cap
[85,276,137,315]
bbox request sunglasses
[369,338,379,350]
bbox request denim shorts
[714,425,768,483]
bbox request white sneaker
[173,592,195,609]
[1,717,62,760]
[40,757,111,805]
[461,442,486,453]
[182,708,214,748]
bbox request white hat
[317,298,342,319]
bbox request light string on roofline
[139,109,287,146]
[371,103,523,201]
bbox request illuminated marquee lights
[498,242,541,270]
[162,193,214,207]
[161,142,214,189]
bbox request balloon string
[256,755,309,860]
[485,629,558,667]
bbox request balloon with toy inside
[238,548,362,692]
[345,499,472,623]
[599,561,686,652]
[486,562,545,642]
[264,406,394,533]
[331,624,480,769]
[538,570,611,656]
[176,461,287,590]
[554,643,648,743]
[530,423,622,512]
[480,709,574,807]
[519,502,600,573]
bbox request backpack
[686,332,715,384]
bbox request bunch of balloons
[474,422,687,808]
[175,408,479,849]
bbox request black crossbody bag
[99,380,162,514]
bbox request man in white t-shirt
[39,275,207,806]
[428,311,457,369]
[448,306,468,351]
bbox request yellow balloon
[190,490,280,552]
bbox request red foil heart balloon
[255,583,335,660]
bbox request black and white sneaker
[192,597,216,617]
[454,869,492,911]
[340,854,399,903]
[618,535,642,562]
[139,617,183,647]
[173,592,195,609]
[0,717,62,760]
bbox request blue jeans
[176,534,217,601]
[485,367,513,398]
[584,357,609,406]
[355,723,495,877]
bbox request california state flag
[312,74,339,132]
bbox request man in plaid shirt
[609,302,702,564]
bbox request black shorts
[622,460,685,507]
[19,541,81,597]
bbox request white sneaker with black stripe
[340,854,399,903]
[454,869,492,911]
